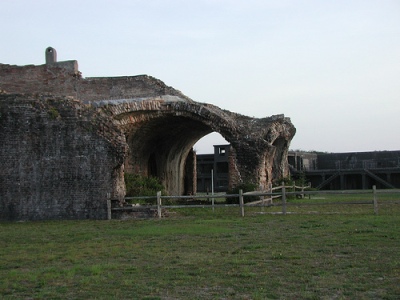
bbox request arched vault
[0,51,296,220]
[97,95,296,195]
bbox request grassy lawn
[1,197,399,299]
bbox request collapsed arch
[0,52,296,220]
[123,113,215,195]
[103,98,295,195]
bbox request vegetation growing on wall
[47,106,60,119]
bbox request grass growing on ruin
[1,203,399,299]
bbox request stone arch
[0,50,296,220]
[108,101,235,195]
[100,97,295,195]
[123,114,212,195]
[271,137,290,181]
[258,123,293,187]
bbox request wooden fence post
[107,193,111,220]
[373,185,378,215]
[157,191,162,219]
[239,189,245,217]
[260,185,265,212]
[282,181,287,215]
[269,182,273,205]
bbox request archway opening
[122,114,231,196]
[194,132,228,154]
[194,133,231,193]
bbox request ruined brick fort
[0,47,295,220]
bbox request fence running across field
[118,184,400,218]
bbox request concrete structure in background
[289,150,400,189]
[0,48,295,220]
[197,145,231,193]
[197,149,400,191]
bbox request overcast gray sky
[1,0,399,153]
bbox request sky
[1,0,399,154]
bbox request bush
[275,177,293,187]
[226,182,258,204]
[124,173,165,205]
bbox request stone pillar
[45,47,57,64]
[227,146,240,190]
[184,149,196,195]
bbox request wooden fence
[115,184,400,218]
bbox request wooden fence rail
[116,184,400,219]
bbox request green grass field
[1,195,399,299]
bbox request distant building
[197,147,400,191]
[288,151,318,171]
[197,145,230,192]
[289,150,400,190]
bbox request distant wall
[317,151,400,170]
[0,63,189,102]
[0,62,80,97]
[0,94,127,220]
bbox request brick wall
[0,94,127,220]
[0,59,296,219]
[0,62,190,102]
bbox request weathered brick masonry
[0,93,126,220]
[0,61,190,102]
[0,49,295,220]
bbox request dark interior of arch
[124,115,219,195]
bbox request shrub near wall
[125,173,165,205]
[226,182,258,204]
[0,94,127,221]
